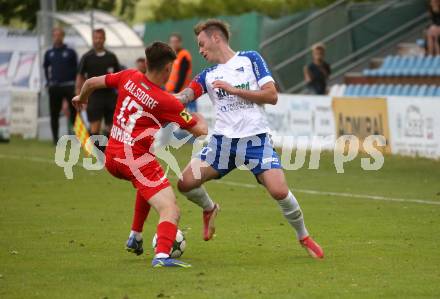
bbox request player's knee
[177,178,198,193]
[270,188,289,201]
[177,179,189,193]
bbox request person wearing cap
[303,43,331,95]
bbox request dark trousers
[48,85,76,144]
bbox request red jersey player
[72,41,207,268]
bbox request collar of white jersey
[219,51,239,66]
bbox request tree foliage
[149,0,382,21]
[0,0,138,30]
[0,0,385,29]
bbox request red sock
[131,191,151,232]
[155,221,177,255]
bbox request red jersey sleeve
[158,95,198,129]
[188,70,207,99]
[105,69,131,88]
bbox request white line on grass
[213,177,440,206]
[293,188,440,206]
[0,154,53,164]
[1,153,439,206]
[213,180,257,189]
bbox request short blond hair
[52,27,65,36]
[311,42,326,51]
[194,19,231,41]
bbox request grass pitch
[1,138,440,298]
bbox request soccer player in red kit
[72,41,208,268]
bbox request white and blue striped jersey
[191,51,275,138]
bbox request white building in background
[0,11,145,140]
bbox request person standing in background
[165,33,196,111]
[135,57,147,73]
[43,27,77,144]
[76,28,121,148]
[303,43,331,95]
[426,0,440,56]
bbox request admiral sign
[332,97,391,153]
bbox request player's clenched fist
[72,95,87,111]
[212,80,239,95]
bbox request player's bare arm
[72,75,107,110]
[75,74,86,95]
[212,80,278,105]
[174,87,195,105]
[303,65,312,83]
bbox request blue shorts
[198,133,281,178]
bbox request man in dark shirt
[76,28,121,139]
[43,27,77,144]
[303,43,331,95]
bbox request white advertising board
[265,94,335,149]
[10,90,38,138]
[192,94,335,149]
[388,97,440,159]
[0,89,11,141]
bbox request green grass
[1,138,440,298]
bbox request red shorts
[105,151,170,200]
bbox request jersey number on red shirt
[116,96,143,134]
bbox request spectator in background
[136,57,147,73]
[43,27,77,144]
[165,33,196,111]
[427,0,440,56]
[303,43,331,95]
[76,28,121,145]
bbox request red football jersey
[104,69,197,157]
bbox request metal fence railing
[259,0,428,93]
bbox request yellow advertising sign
[332,97,391,153]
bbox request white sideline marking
[213,178,440,206]
[1,153,439,206]
[0,154,53,164]
[293,188,440,206]
[213,180,257,189]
